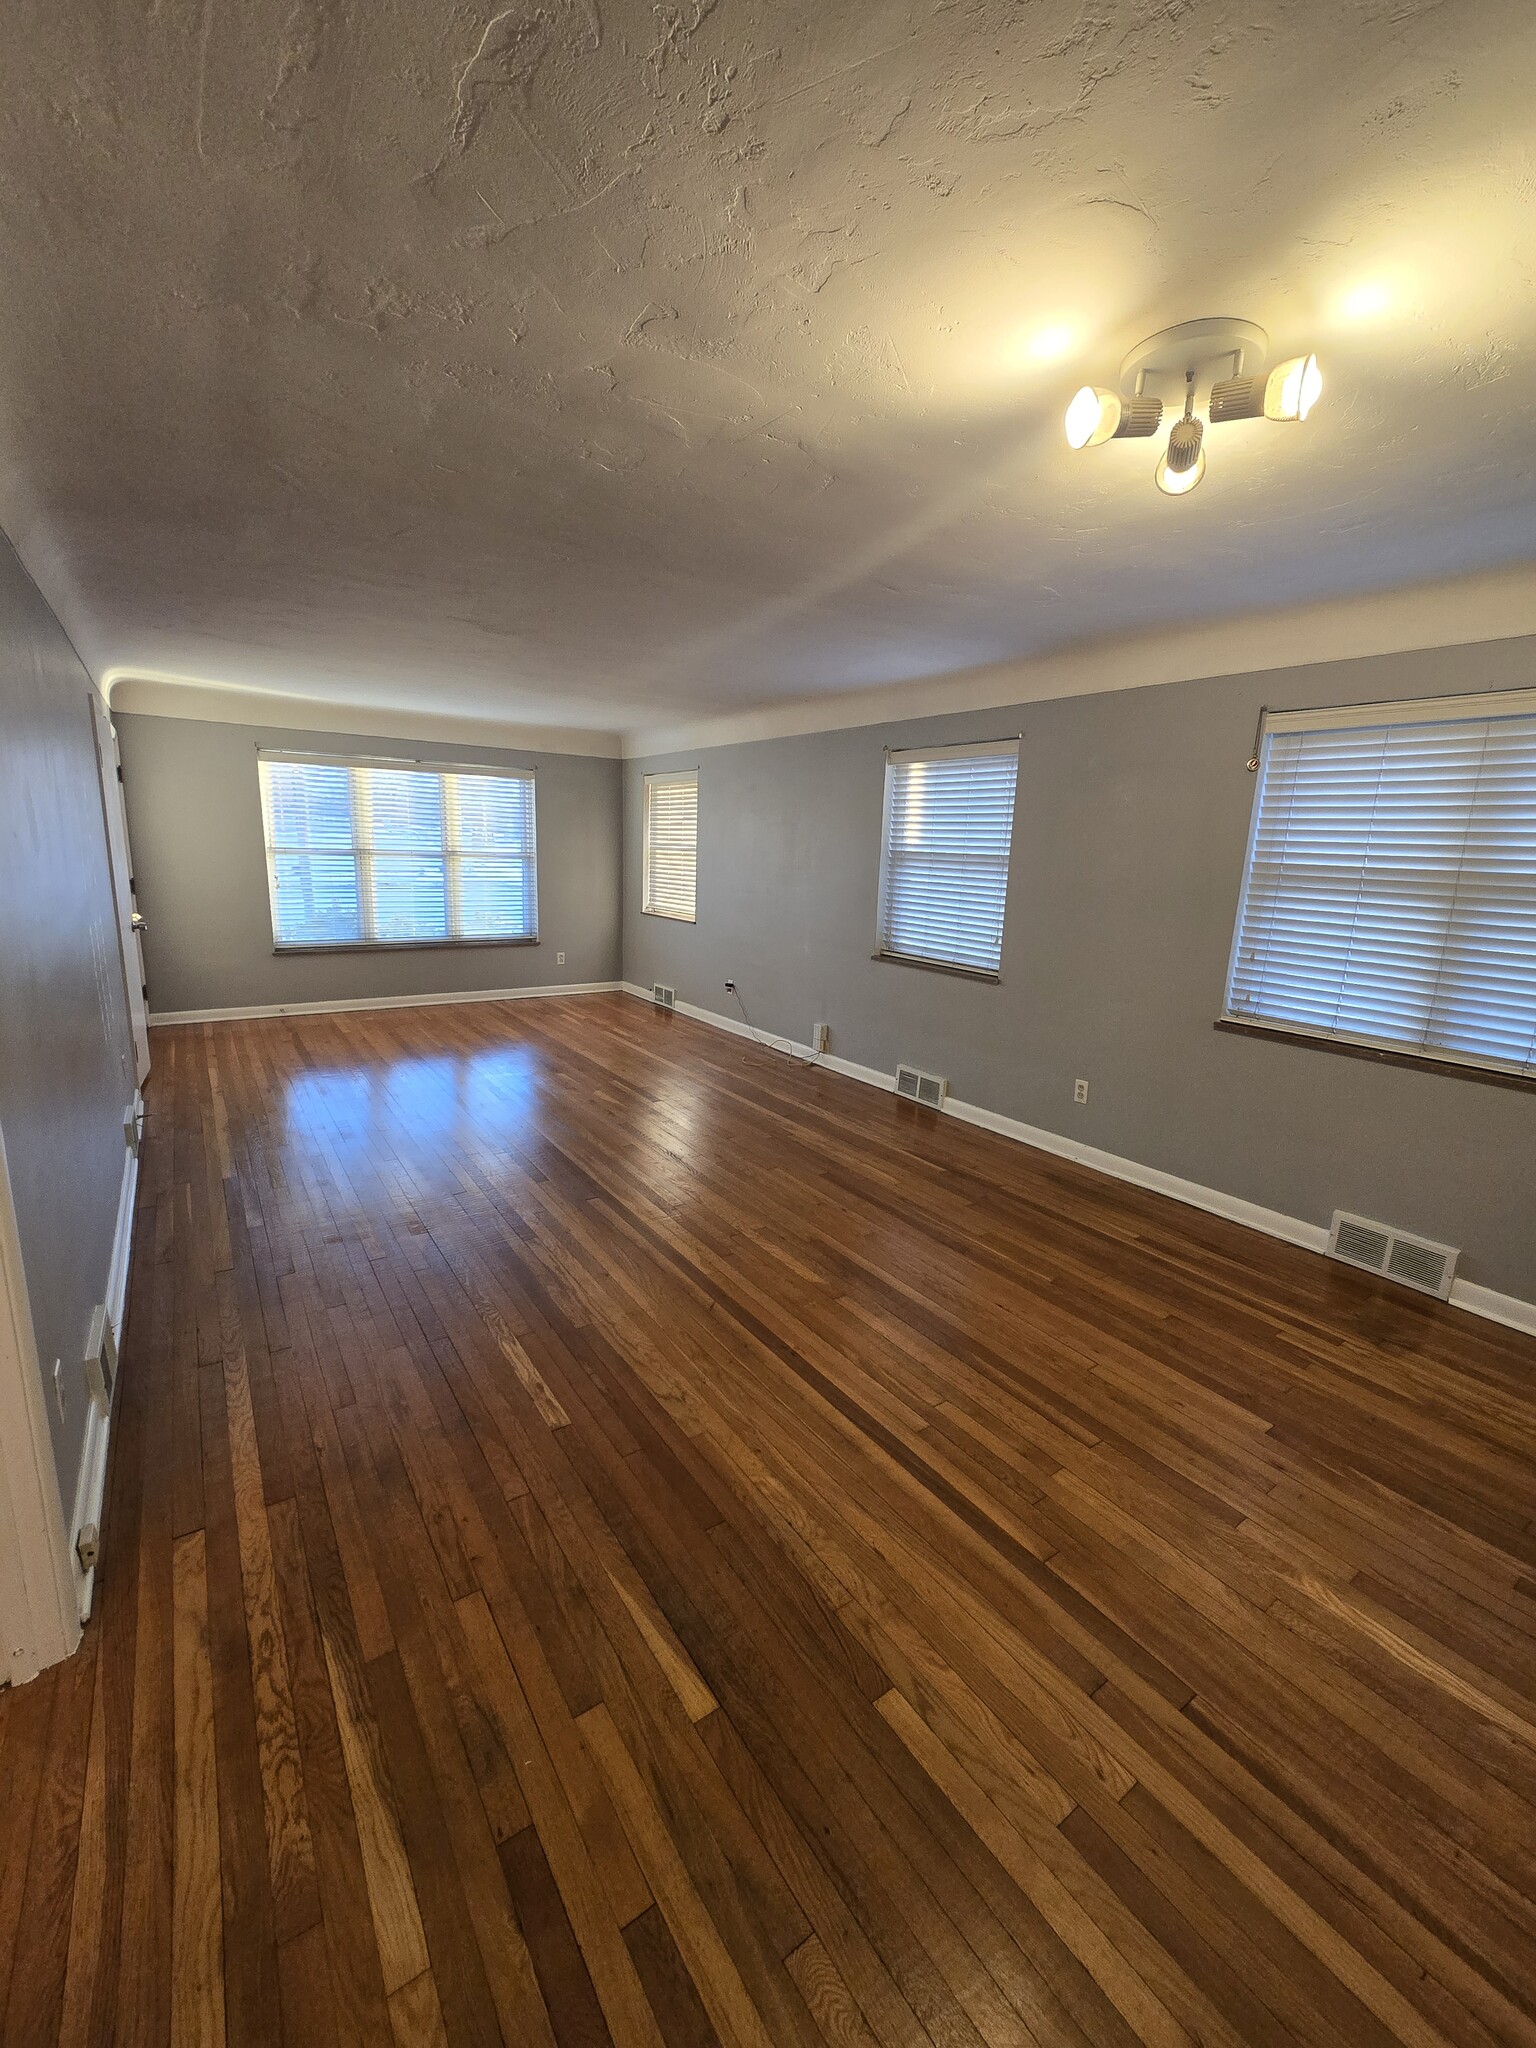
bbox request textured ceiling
[3,0,1535,734]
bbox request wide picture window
[1224,690,1536,1079]
[259,754,538,949]
[877,741,1019,978]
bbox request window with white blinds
[1223,691,1536,1078]
[642,770,698,922]
[258,754,538,949]
[877,741,1019,977]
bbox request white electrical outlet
[812,1022,830,1054]
[1073,1078,1089,1104]
[557,951,566,964]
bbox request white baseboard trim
[618,982,893,1088]
[1445,1281,1536,1339]
[69,1400,111,1626]
[105,1107,139,1340]
[618,985,1536,1341]
[151,980,624,1026]
[939,1094,1334,1254]
[70,1125,140,1626]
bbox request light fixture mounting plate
[1119,318,1268,403]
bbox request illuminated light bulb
[1155,447,1206,495]
[1264,353,1322,421]
[1065,385,1120,447]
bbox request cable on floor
[727,984,824,1069]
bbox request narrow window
[877,741,1019,978]
[642,770,698,922]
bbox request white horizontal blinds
[258,756,537,946]
[362,767,449,941]
[261,759,363,945]
[643,772,698,920]
[1226,701,1536,1076]
[880,742,1019,975]
[448,770,538,939]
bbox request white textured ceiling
[3,0,1535,736]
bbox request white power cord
[726,982,824,1068]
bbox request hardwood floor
[2,991,1534,2047]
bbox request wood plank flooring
[2,992,1534,2046]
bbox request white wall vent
[652,983,676,1011]
[1327,1211,1458,1300]
[894,1064,948,1110]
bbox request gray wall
[0,534,136,1514]
[625,636,1536,1303]
[116,714,623,1015]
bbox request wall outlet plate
[1073,1078,1089,1104]
[557,952,566,964]
[812,1022,830,1054]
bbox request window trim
[641,768,699,924]
[875,737,1019,980]
[1218,688,1536,1084]
[1258,686,1536,736]
[870,950,1002,985]
[1213,1017,1536,1095]
[270,935,538,956]
[258,749,540,953]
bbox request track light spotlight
[1209,352,1322,424]
[1064,385,1162,448]
[1155,379,1206,497]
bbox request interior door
[89,692,151,1085]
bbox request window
[642,770,698,922]
[877,741,1019,978]
[1223,690,1536,1079]
[258,753,538,950]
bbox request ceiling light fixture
[1066,319,1322,497]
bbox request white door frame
[90,690,150,1085]
[0,1122,80,1686]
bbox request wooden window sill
[273,936,539,955]
[872,951,1001,985]
[1213,1017,1536,1094]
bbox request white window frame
[258,751,539,952]
[876,738,1019,981]
[642,769,699,924]
[1221,688,1536,1082]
